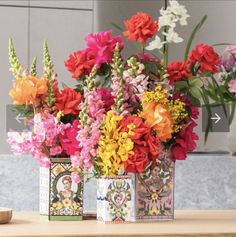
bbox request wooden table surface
[1,211,236,237]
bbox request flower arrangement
[8,0,226,184]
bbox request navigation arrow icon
[211,113,221,124]
[16,114,25,124]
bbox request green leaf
[188,77,204,88]
[145,61,159,74]
[190,87,202,99]
[184,15,208,60]
[111,22,123,33]
[188,95,201,107]
[174,81,188,90]
[211,76,228,117]
[200,89,213,143]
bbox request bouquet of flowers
[8,0,224,184]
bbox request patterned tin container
[40,158,83,221]
[131,151,175,221]
[97,176,133,223]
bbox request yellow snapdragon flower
[97,111,134,176]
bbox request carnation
[167,60,190,85]
[188,44,220,73]
[65,50,95,79]
[97,88,115,112]
[120,115,160,173]
[55,88,81,115]
[60,120,81,156]
[171,120,199,161]
[123,12,159,44]
[84,30,123,67]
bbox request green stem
[163,42,169,66]
[141,43,145,61]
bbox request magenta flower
[60,120,81,156]
[228,80,236,93]
[84,30,123,67]
[97,88,114,111]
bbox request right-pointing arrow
[211,113,221,124]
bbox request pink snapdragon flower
[74,90,106,173]
[71,172,82,184]
[228,80,236,93]
[84,30,123,67]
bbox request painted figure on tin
[136,154,174,219]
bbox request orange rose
[36,77,48,95]
[9,76,48,105]
[141,102,173,142]
[123,12,159,44]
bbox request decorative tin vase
[40,158,83,221]
[131,151,174,221]
[97,176,133,223]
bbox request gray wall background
[0,0,236,211]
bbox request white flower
[146,35,164,51]
[159,8,177,28]
[163,28,183,43]
[159,0,189,28]
[169,0,189,26]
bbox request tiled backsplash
[1,154,236,212]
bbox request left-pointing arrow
[16,114,25,124]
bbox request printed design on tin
[136,153,174,218]
[107,180,131,222]
[50,163,83,216]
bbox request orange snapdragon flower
[9,75,48,105]
[141,102,173,142]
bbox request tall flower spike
[86,65,97,92]
[79,65,97,127]
[43,40,54,80]
[43,41,55,107]
[8,38,22,77]
[112,43,124,114]
[30,56,37,76]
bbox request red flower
[97,88,115,112]
[55,88,81,115]
[85,30,123,67]
[171,121,199,162]
[188,44,220,73]
[60,120,81,156]
[120,115,160,173]
[124,149,150,173]
[167,61,190,85]
[65,50,95,79]
[123,12,158,44]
